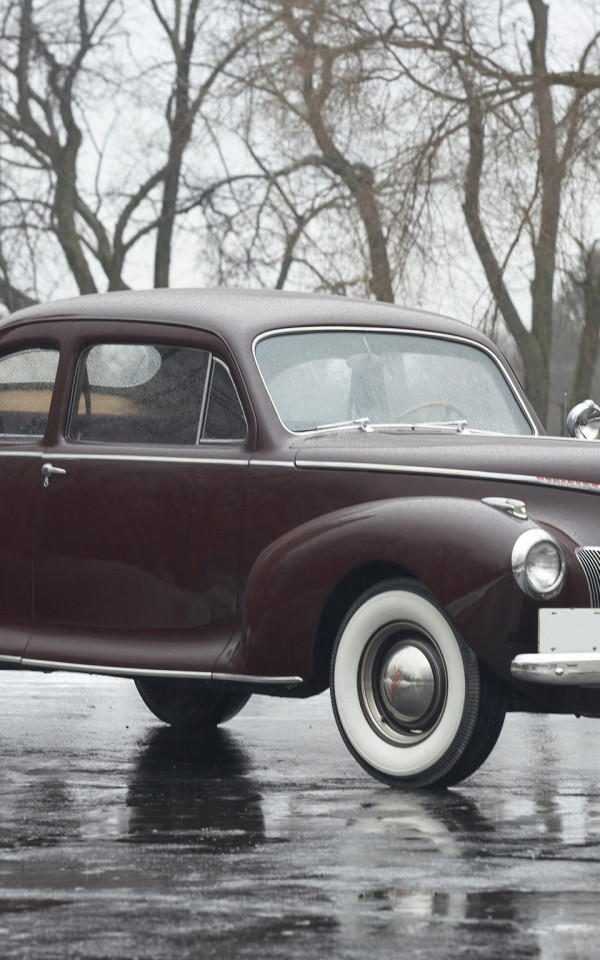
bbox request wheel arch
[233,496,530,688]
[309,561,415,694]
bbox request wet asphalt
[2,672,600,959]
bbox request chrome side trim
[212,672,303,686]
[297,459,529,480]
[21,659,212,679]
[249,459,295,469]
[0,654,21,664]
[0,450,44,458]
[296,458,600,494]
[20,656,303,685]
[0,452,253,467]
[511,652,600,685]
[41,452,249,466]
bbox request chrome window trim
[196,352,213,444]
[19,657,302,685]
[252,325,538,437]
[0,344,60,443]
[200,356,248,443]
[66,342,247,448]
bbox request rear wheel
[134,677,250,728]
[330,578,506,788]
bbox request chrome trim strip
[0,654,21,664]
[21,659,213,679]
[297,459,513,479]
[196,353,213,444]
[20,657,303,685]
[41,452,249,466]
[249,459,295,469]
[296,458,600,494]
[212,672,303,686]
[0,450,44,458]
[511,652,600,686]
[253,325,538,437]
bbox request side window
[67,344,247,445]
[0,347,59,441]
[202,359,247,441]
[68,344,209,445]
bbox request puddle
[357,888,600,927]
[0,898,70,914]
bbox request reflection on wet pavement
[126,726,266,849]
[2,673,600,958]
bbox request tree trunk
[570,252,600,405]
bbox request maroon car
[2,288,599,788]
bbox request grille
[576,547,600,607]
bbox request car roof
[2,287,495,353]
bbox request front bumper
[511,608,600,685]
[510,652,600,685]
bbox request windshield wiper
[313,417,373,433]
[377,419,468,434]
[311,417,469,435]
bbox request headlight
[512,528,566,600]
[566,399,600,440]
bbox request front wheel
[330,579,506,788]
[134,677,250,728]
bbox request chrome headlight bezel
[512,528,567,600]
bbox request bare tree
[448,0,600,421]
[0,0,254,306]
[567,240,600,406]
[150,0,263,286]
[213,0,440,302]
[371,0,600,424]
[3,0,600,435]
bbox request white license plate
[539,608,600,654]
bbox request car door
[24,322,251,676]
[0,321,65,661]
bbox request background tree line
[1,0,599,431]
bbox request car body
[2,287,600,787]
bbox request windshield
[255,329,534,436]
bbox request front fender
[226,496,542,683]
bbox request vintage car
[2,287,600,789]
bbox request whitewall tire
[330,578,502,788]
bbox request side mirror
[566,399,600,439]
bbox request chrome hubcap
[380,644,436,725]
[359,626,447,745]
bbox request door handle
[42,462,67,488]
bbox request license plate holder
[539,608,600,654]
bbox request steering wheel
[397,401,464,421]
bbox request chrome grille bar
[576,547,600,607]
